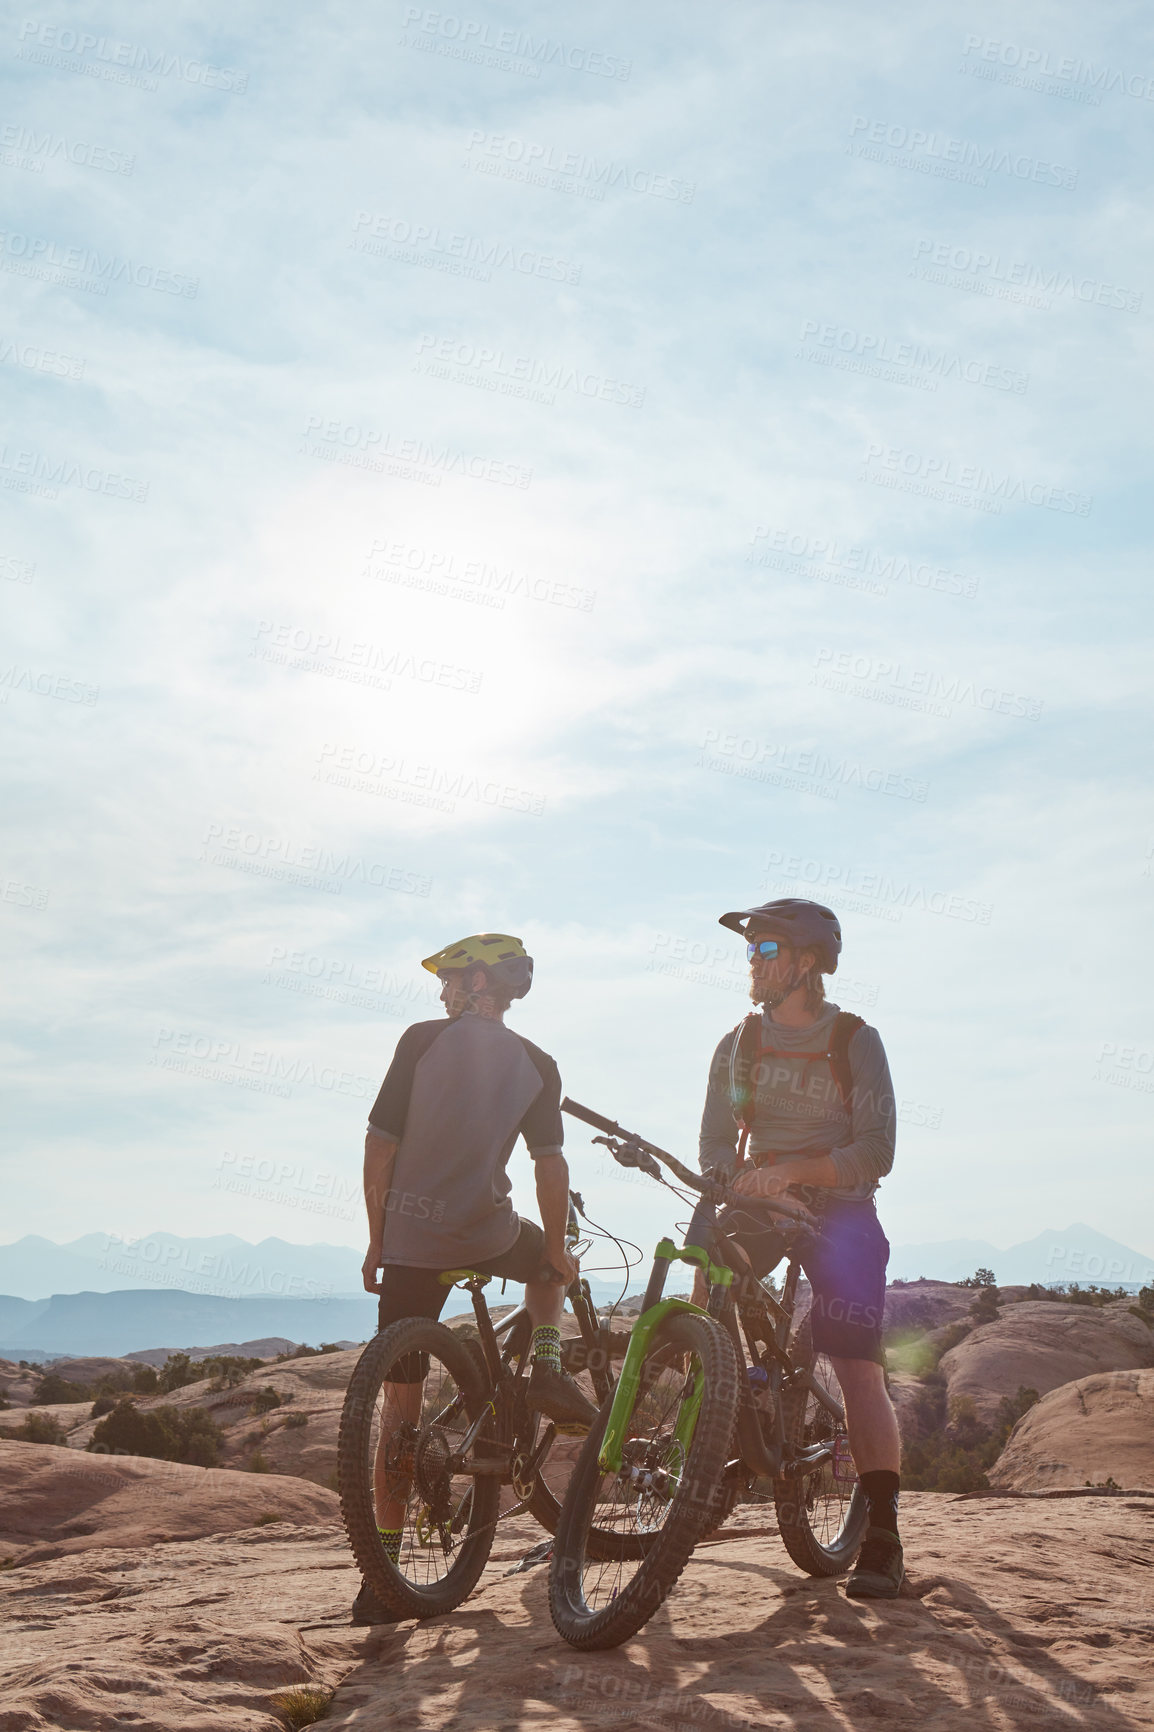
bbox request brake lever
[592,1133,663,1180]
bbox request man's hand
[362,1248,384,1294]
[544,1242,580,1287]
[731,1163,804,1201]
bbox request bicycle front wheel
[338,1319,501,1618]
[549,1311,738,1650]
[773,1314,868,1575]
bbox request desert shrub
[87,1399,223,1466]
[903,1383,1038,1492]
[284,1411,309,1429]
[1025,1282,1133,1307]
[968,1284,1002,1326]
[270,1684,335,1728]
[156,1354,201,1394]
[0,1411,67,1445]
[203,1355,266,1389]
[91,1394,118,1417]
[130,1364,159,1393]
[249,1450,271,1473]
[31,1372,89,1405]
[251,1387,285,1414]
[960,1268,997,1288]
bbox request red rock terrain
[2,1443,1154,1729]
[940,1300,1154,1422]
[991,1370,1154,1494]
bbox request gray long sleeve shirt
[698,1002,896,1201]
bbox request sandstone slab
[990,1368,1154,1492]
[2,1441,1152,1731]
[0,1441,340,1564]
[940,1299,1154,1422]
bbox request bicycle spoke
[371,1353,481,1590]
[574,1349,700,1612]
[797,1352,856,1545]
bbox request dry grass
[269,1682,335,1728]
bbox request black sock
[859,1469,900,1538]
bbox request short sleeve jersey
[368,1015,563,1269]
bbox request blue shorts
[717,1197,890,1364]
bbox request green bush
[959,1267,997,1288]
[251,1387,285,1414]
[0,1411,67,1446]
[284,1411,309,1429]
[87,1399,223,1466]
[156,1354,201,1394]
[91,1394,118,1417]
[31,1372,89,1405]
[903,1383,1038,1492]
[203,1355,266,1389]
[968,1284,1002,1326]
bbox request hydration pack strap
[729,1010,865,1126]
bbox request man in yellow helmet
[354,934,596,1622]
[361,932,596,1423]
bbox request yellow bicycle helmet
[420,933,534,998]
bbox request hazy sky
[5,2,1152,1272]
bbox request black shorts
[376,1217,560,1335]
[717,1197,890,1365]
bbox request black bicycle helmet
[718,898,842,974]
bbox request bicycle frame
[594,1173,846,1486]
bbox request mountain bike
[337,1195,633,1622]
[549,1101,869,1650]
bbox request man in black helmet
[354,932,596,1623]
[698,898,905,1599]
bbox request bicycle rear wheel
[338,1319,501,1618]
[773,1314,868,1575]
[549,1311,738,1650]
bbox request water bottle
[746,1364,770,1408]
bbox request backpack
[727,1010,865,1145]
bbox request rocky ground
[992,1370,1154,1493]
[2,1443,1152,1730]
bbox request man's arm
[362,1128,398,1294]
[699,1031,740,1174]
[533,1152,578,1285]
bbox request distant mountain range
[886,1223,1154,1288]
[0,1223,1148,1359]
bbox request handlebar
[561,1097,818,1230]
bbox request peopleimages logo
[961,34,1154,103]
[764,852,993,925]
[861,442,1092,517]
[846,115,1078,189]
[812,647,1043,720]
[910,238,1142,313]
[749,526,977,599]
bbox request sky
[4,1,1152,1276]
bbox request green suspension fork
[598,1239,734,1475]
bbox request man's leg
[832,1354,904,1598]
[373,1378,422,1545]
[830,1356,900,1476]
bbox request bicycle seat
[436,1268,494,1287]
